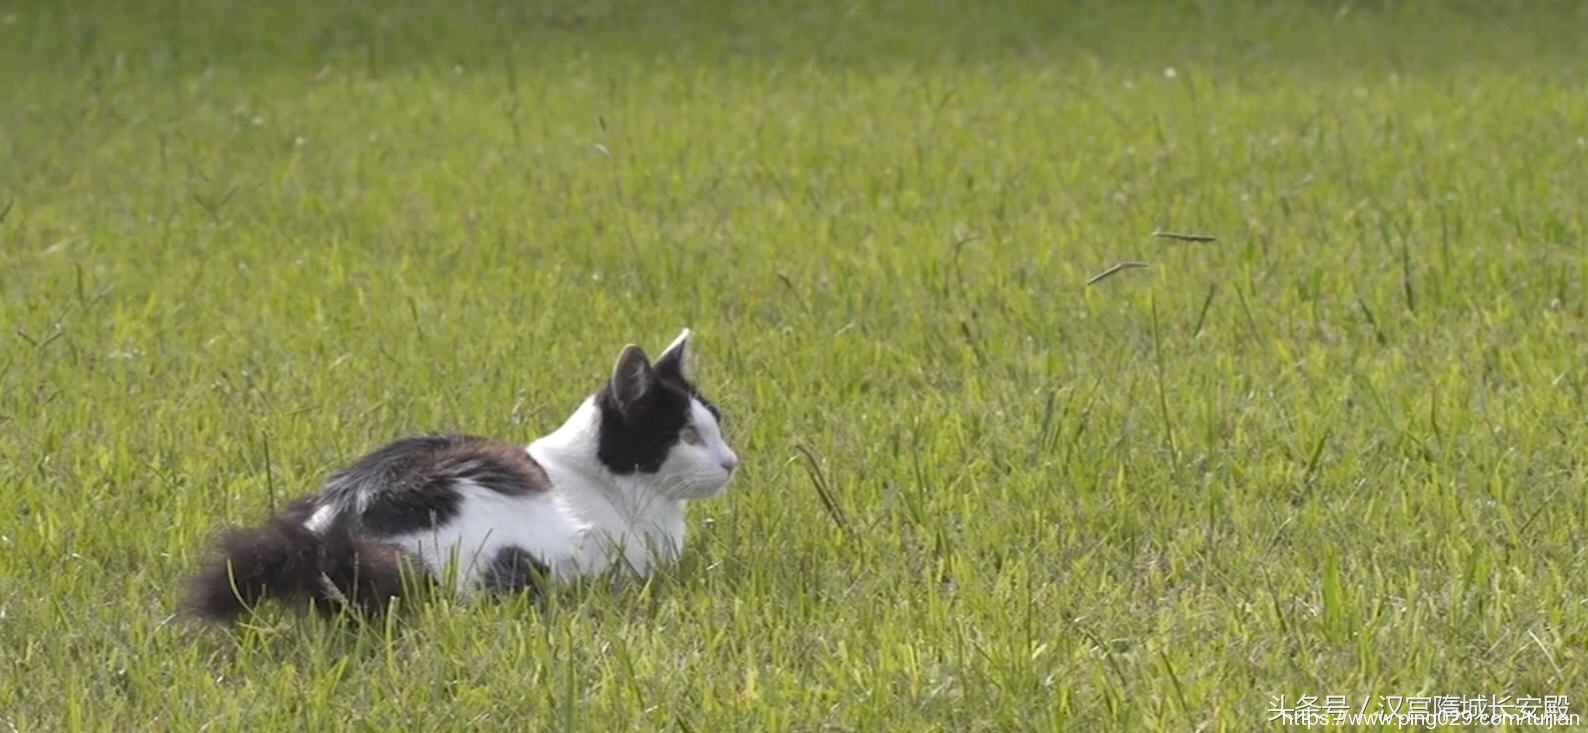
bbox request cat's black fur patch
[481,545,550,597]
[595,348,725,475]
[181,495,414,623]
[321,434,550,536]
[595,380,689,474]
[316,528,415,617]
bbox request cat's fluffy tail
[181,499,410,623]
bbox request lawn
[2,0,1586,729]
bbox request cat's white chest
[565,498,688,578]
[530,445,691,582]
[550,483,688,580]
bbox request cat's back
[318,433,556,536]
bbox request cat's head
[593,328,738,499]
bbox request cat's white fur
[305,329,738,594]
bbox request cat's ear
[610,344,655,412]
[654,328,693,382]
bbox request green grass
[3,0,1587,729]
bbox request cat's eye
[680,426,702,445]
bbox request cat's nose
[720,452,739,473]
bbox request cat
[181,328,739,623]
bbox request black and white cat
[183,328,738,622]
